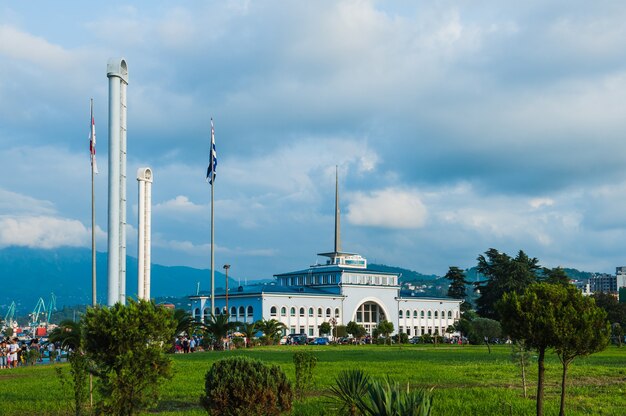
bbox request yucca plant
[360,378,433,416]
[328,369,433,416]
[327,368,370,416]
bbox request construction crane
[2,301,16,332]
[29,297,46,337]
[46,293,57,324]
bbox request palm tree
[201,314,240,350]
[255,319,287,345]
[172,309,198,338]
[48,319,83,353]
[239,322,258,348]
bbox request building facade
[189,172,461,338]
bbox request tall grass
[0,344,624,415]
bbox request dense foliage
[83,299,176,416]
[499,283,610,416]
[293,351,317,399]
[475,249,540,320]
[328,368,433,416]
[201,356,293,415]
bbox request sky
[2,0,626,283]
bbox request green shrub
[293,351,317,400]
[201,356,293,415]
[231,336,245,349]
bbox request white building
[190,174,462,338]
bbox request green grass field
[1,344,624,415]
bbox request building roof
[397,289,462,302]
[190,283,344,299]
[274,265,398,277]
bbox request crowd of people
[0,337,62,368]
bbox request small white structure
[137,167,153,301]
[107,58,129,306]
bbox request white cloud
[0,215,104,249]
[154,195,205,216]
[347,188,427,229]
[0,25,74,70]
[0,188,56,216]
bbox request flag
[206,118,217,184]
[89,106,98,174]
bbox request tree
[542,267,570,286]
[345,321,362,340]
[552,285,610,416]
[319,321,331,336]
[445,266,469,299]
[376,320,394,345]
[239,322,258,347]
[498,283,562,416]
[612,323,623,347]
[469,317,501,353]
[49,319,90,416]
[83,300,176,416]
[172,308,198,338]
[510,341,532,398]
[202,314,240,350]
[476,248,540,320]
[592,292,626,328]
[255,319,287,345]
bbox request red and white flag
[89,107,98,174]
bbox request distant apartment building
[582,267,626,295]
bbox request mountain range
[0,246,598,317]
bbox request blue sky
[2,0,626,282]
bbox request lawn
[1,344,624,415]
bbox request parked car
[409,336,421,344]
[311,337,330,345]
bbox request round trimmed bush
[201,356,293,415]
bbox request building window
[448,311,452,319]
[270,306,277,317]
[202,308,210,322]
[326,308,331,318]
[434,311,438,319]
[427,311,432,319]
[298,307,304,317]
[290,326,296,334]
[230,307,237,317]
[281,307,287,316]
[407,327,411,335]
[318,307,323,317]
[413,310,418,318]
[308,307,314,317]
[406,310,410,319]
[421,326,425,335]
[399,326,404,334]
[308,326,314,336]
[399,310,403,319]
[299,326,305,334]
[239,306,245,317]
[420,310,425,318]
[247,306,253,318]
[290,307,296,317]
[335,308,340,318]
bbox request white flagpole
[210,175,215,317]
[91,98,97,307]
[210,119,215,317]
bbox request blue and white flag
[206,118,217,184]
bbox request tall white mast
[106,58,128,306]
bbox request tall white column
[137,167,153,300]
[107,58,128,306]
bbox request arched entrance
[354,301,386,335]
